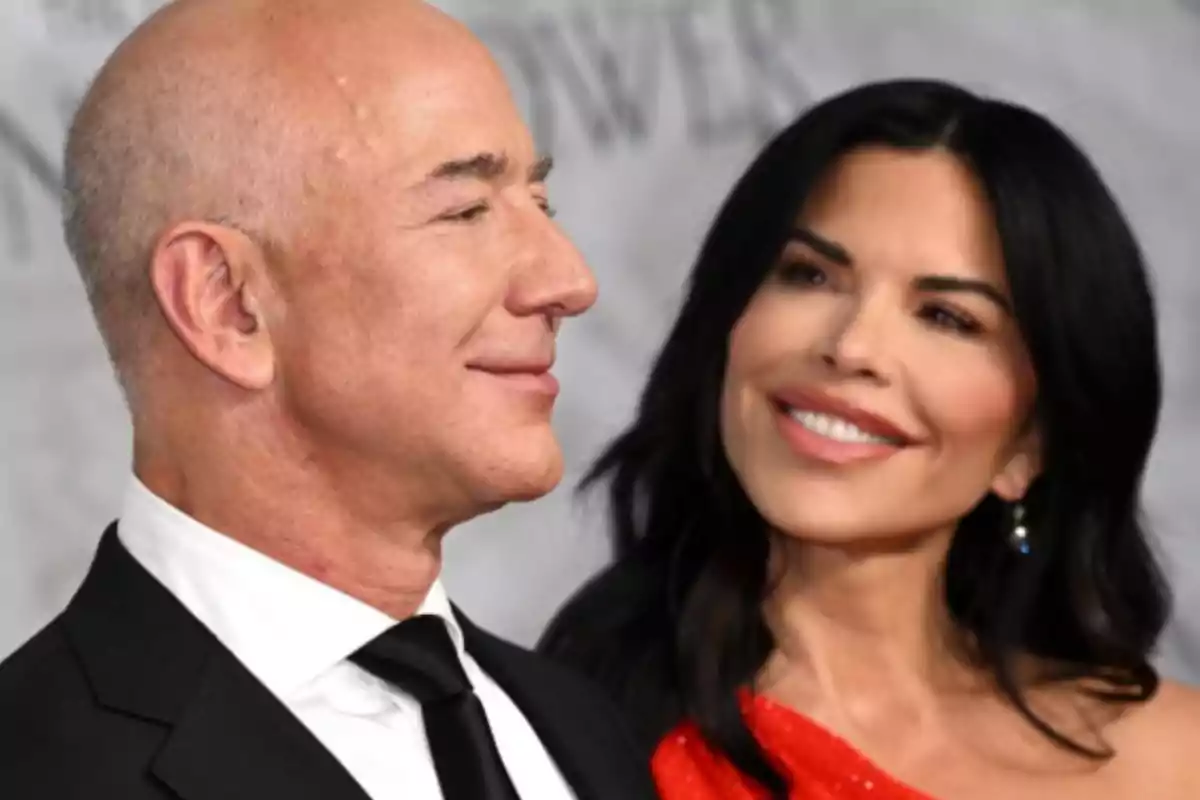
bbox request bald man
[0,1,657,799]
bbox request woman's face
[721,146,1039,545]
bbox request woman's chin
[761,505,933,552]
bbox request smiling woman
[540,78,1200,800]
[722,146,1040,547]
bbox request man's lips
[469,361,555,375]
[467,362,559,396]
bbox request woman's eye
[919,304,982,336]
[775,260,829,288]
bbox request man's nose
[506,211,599,322]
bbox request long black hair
[538,79,1170,796]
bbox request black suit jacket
[0,526,658,800]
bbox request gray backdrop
[1,0,1198,683]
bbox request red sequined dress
[652,691,935,799]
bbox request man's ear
[992,424,1042,502]
[148,221,276,390]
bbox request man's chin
[486,451,565,506]
[507,462,565,503]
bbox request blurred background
[1,0,1197,683]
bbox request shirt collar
[117,476,465,698]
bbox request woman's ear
[991,425,1042,502]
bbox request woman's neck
[759,530,982,734]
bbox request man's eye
[442,203,490,222]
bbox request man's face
[266,33,596,524]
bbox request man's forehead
[307,56,533,176]
[329,112,540,194]
[225,0,511,137]
[313,138,546,199]
[201,1,537,195]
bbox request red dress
[652,691,935,799]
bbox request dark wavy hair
[539,79,1170,796]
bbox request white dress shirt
[117,477,577,800]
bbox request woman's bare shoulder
[1106,679,1200,796]
[1114,678,1200,740]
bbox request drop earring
[1010,502,1031,555]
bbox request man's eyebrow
[529,155,553,183]
[429,152,508,181]
[425,153,554,184]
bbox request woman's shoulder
[652,718,775,800]
[1105,678,1200,795]
[652,693,937,800]
[1109,678,1200,747]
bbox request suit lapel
[459,610,635,800]
[151,651,370,800]
[64,527,372,800]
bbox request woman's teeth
[788,409,898,445]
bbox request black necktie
[350,615,521,800]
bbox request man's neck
[133,432,450,621]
